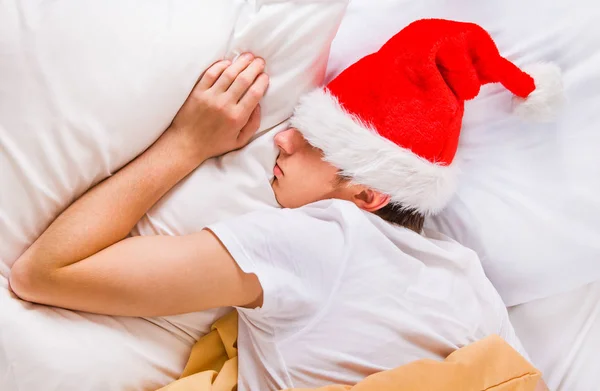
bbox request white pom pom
[512,62,564,122]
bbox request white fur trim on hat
[512,62,564,122]
[290,89,458,215]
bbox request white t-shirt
[208,199,527,391]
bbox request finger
[239,73,269,112]
[197,60,231,90]
[237,104,262,147]
[227,58,265,102]
[212,53,254,93]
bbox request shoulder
[234,199,366,232]
[298,199,370,226]
[208,201,357,329]
[208,200,356,260]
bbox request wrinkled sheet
[509,279,600,391]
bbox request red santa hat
[290,19,563,215]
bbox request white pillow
[327,0,600,306]
[0,1,347,390]
[134,0,348,338]
[0,0,236,270]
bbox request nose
[274,128,299,155]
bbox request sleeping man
[10,20,555,390]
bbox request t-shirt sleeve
[207,205,347,332]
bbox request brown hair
[333,174,424,233]
[373,203,424,233]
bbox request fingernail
[241,53,254,61]
[254,57,265,66]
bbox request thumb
[237,104,262,147]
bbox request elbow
[9,258,51,303]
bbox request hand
[168,53,269,162]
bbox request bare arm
[9,54,268,316]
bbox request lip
[273,162,283,177]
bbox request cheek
[298,151,337,188]
[274,152,339,207]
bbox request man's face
[272,128,347,208]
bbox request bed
[1,0,599,390]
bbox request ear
[353,188,391,212]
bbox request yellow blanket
[158,311,541,391]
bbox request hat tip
[512,62,564,122]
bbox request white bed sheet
[0,276,219,390]
[509,279,600,391]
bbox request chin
[272,187,303,209]
[271,180,286,208]
[271,179,319,209]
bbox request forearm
[11,231,260,317]
[14,129,202,273]
[9,55,268,314]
